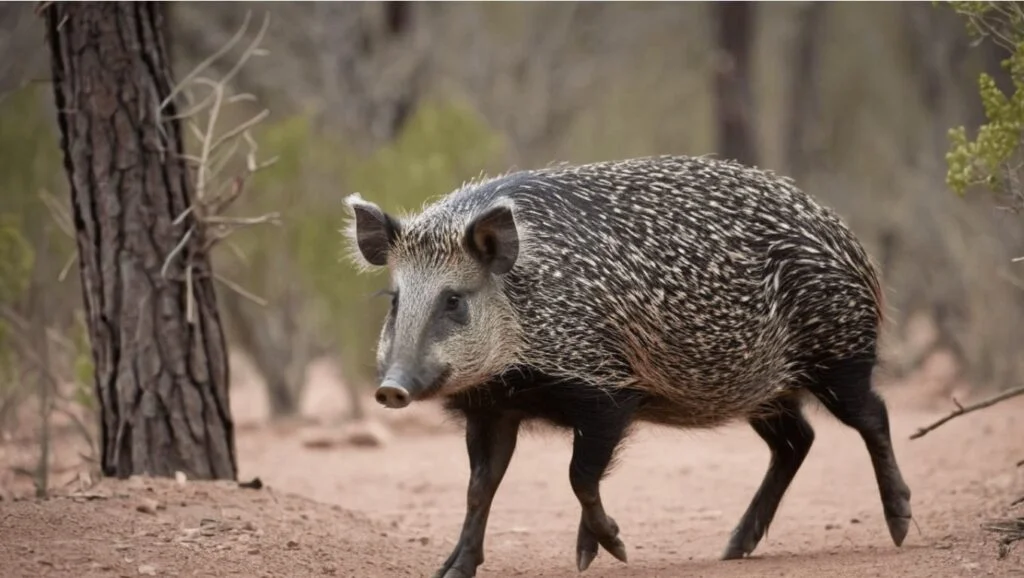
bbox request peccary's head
[343,193,524,409]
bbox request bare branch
[160,11,253,111]
[37,188,75,238]
[57,252,77,282]
[982,517,1024,559]
[214,272,268,307]
[204,214,280,226]
[909,385,1024,439]
[194,80,225,203]
[185,265,195,324]
[146,11,282,338]
[160,225,194,278]
[209,108,270,155]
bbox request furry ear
[342,193,401,267]
[463,200,519,275]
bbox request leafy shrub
[944,1,1024,213]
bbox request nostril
[375,383,411,408]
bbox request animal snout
[375,381,411,409]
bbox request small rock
[935,542,953,550]
[850,518,861,524]
[195,519,219,537]
[419,537,429,546]
[136,498,162,515]
[825,523,839,530]
[286,539,300,550]
[242,521,257,532]
[138,564,158,576]
[248,547,260,555]
[127,475,148,489]
[302,435,341,450]
[174,471,187,486]
[343,419,392,448]
[72,490,110,501]
[238,477,263,490]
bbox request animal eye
[444,292,464,313]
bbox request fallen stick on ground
[982,517,1024,559]
[909,385,1024,440]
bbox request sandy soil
[2,357,1023,578]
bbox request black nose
[375,382,411,409]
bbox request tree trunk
[713,1,758,167]
[784,2,824,180]
[44,2,237,480]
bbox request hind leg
[812,359,913,547]
[722,396,815,560]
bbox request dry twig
[155,10,280,322]
[982,517,1024,559]
[909,385,1024,440]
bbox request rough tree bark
[714,1,758,167]
[44,2,237,480]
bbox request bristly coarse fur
[357,155,886,428]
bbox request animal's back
[351,155,911,574]
[433,155,884,426]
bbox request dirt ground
[1,357,1023,578]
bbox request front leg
[434,410,521,578]
[570,389,641,572]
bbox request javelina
[343,155,912,577]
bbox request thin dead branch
[154,10,279,323]
[982,517,1024,559]
[213,272,267,307]
[909,385,1024,439]
[34,187,82,283]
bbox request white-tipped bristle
[346,155,886,426]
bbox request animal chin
[411,368,451,401]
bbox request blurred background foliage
[1,1,1023,440]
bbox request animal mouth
[374,367,451,409]
[412,368,450,401]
